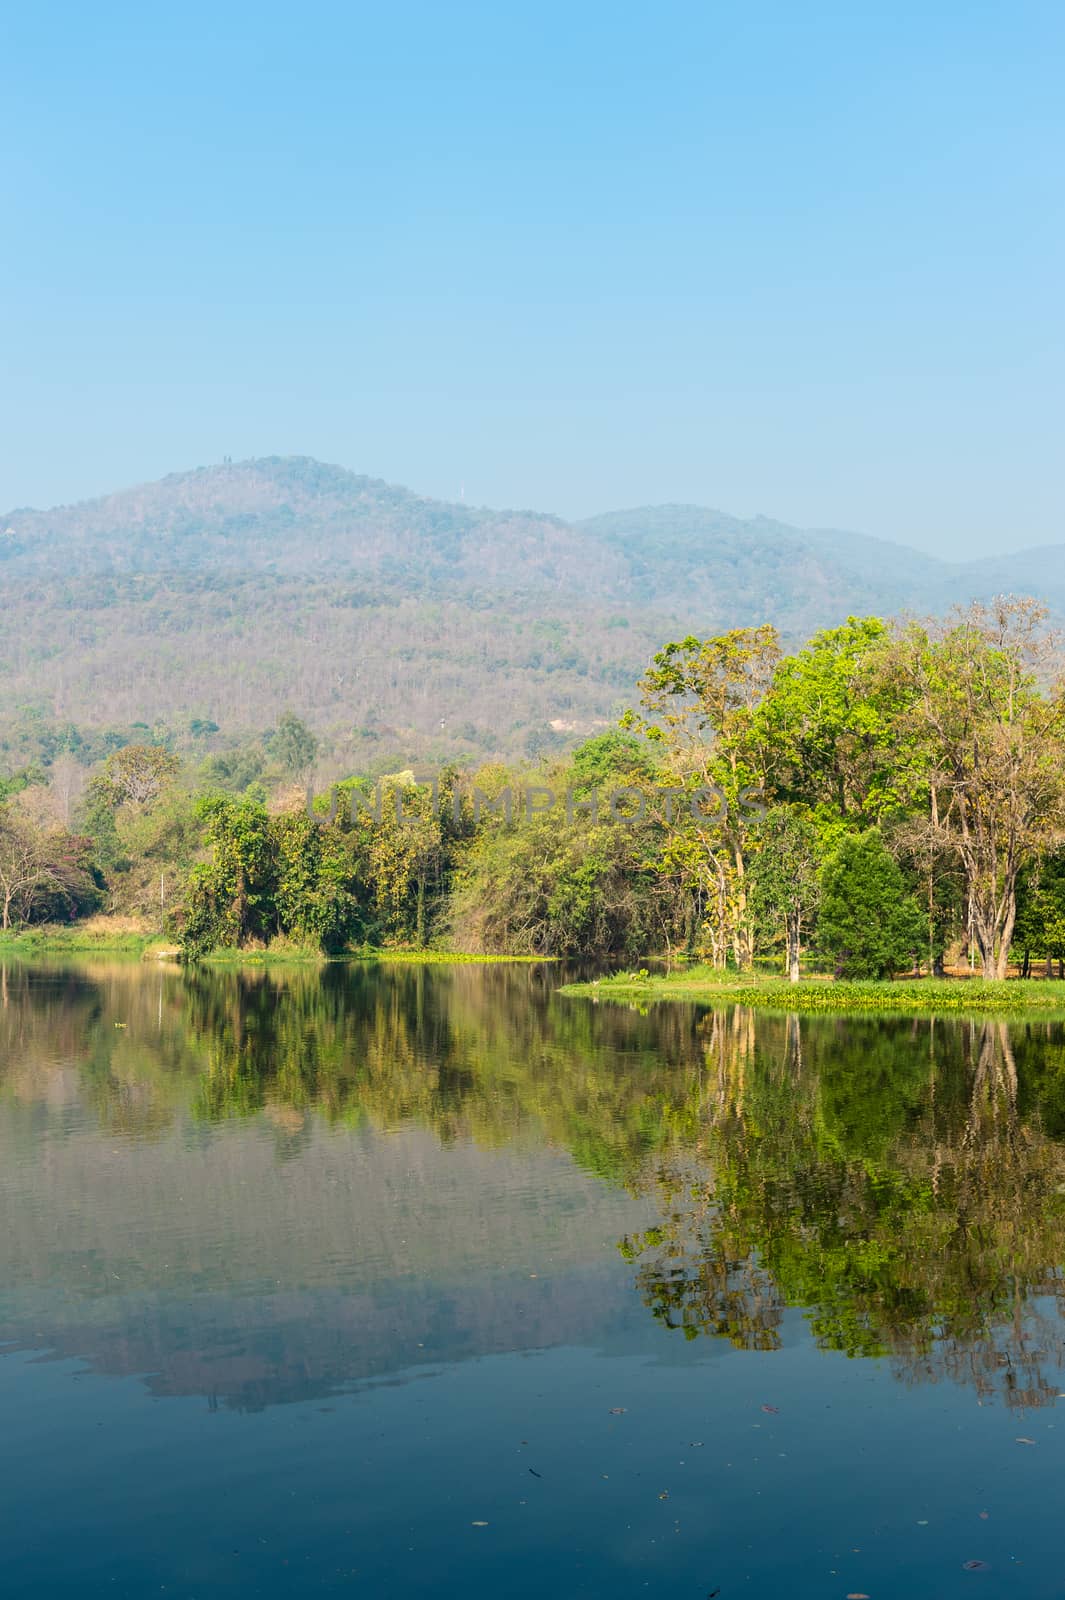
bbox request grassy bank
[562,966,1065,1016]
[346,948,554,965]
[200,945,555,965]
[0,926,556,965]
[0,924,174,957]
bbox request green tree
[268,712,318,779]
[622,626,780,968]
[817,828,924,977]
[751,616,921,828]
[180,797,277,955]
[889,598,1065,978]
[1015,846,1065,977]
[272,812,358,952]
[749,805,821,981]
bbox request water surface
[2,959,1065,1596]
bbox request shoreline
[0,929,554,966]
[561,969,1065,1016]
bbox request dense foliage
[2,596,1064,978]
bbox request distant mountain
[0,457,1059,768]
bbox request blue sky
[2,0,1062,556]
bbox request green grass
[0,926,164,955]
[2,925,558,966]
[562,966,1065,1016]
[198,943,327,965]
[198,943,555,966]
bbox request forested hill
[1,455,1060,768]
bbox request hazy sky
[2,1,1062,557]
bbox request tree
[268,712,318,780]
[180,797,277,955]
[751,616,922,826]
[97,743,180,809]
[0,811,47,929]
[568,731,659,792]
[817,829,924,978]
[48,753,88,828]
[890,599,1065,978]
[0,806,92,934]
[1015,846,1065,977]
[272,812,358,952]
[622,626,780,968]
[749,806,821,982]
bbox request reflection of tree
[0,959,712,1179]
[623,1010,1065,1407]
[7,962,1065,1411]
[180,962,713,1177]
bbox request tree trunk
[970,876,1017,980]
[731,845,754,972]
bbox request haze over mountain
[1,456,1059,769]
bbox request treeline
[2,598,1064,977]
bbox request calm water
[3,961,1065,1597]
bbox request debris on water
[962,1559,990,1570]
[689,1441,704,1448]
[528,1469,542,1478]
[846,1593,870,1598]
[978,1511,989,1520]
[1015,1436,1036,1445]
[658,1491,670,1500]
[471,1521,489,1527]
[760,1404,780,1414]
[917,1519,929,1525]
[609,1407,627,1415]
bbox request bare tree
[0,809,60,930]
[49,753,88,827]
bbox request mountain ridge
[0,456,1060,768]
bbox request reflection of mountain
[1,1122,652,1411]
[4,960,1065,1412]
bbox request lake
[2,958,1065,1597]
